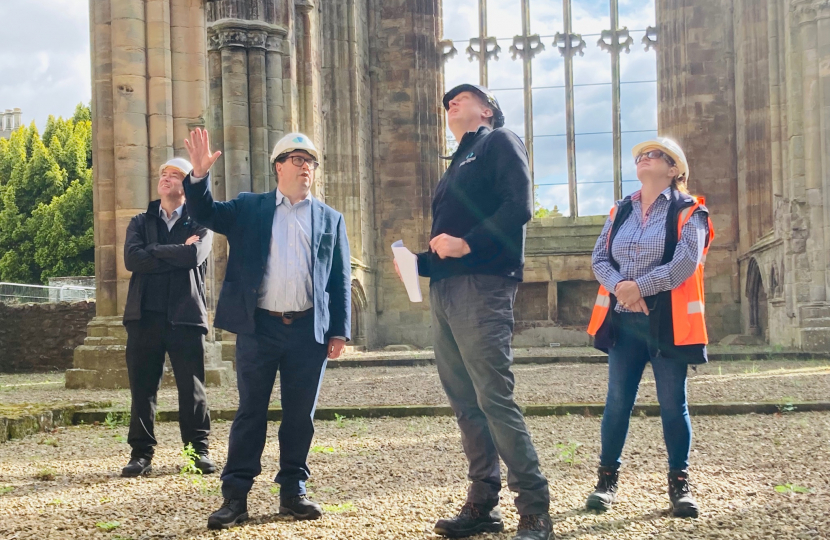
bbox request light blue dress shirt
[257,189,314,312]
[159,204,184,231]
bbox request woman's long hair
[672,174,690,194]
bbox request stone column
[146,0,175,186]
[371,0,444,347]
[171,0,207,153]
[295,0,325,199]
[221,38,253,195]
[656,0,742,340]
[89,0,117,318]
[248,37,271,194]
[68,0,233,389]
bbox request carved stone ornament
[466,37,502,63]
[553,32,587,58]
[642,26,658,52]
[598,27,634,54]
[440,39,458,63]
[510,34,546,60]
[207,18,288,52]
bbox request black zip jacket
[417,126,533,283]
[122,200,213,333]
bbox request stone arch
[350,279,368,347]
[745,258,768,339]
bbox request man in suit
[121,157,215,478]
[182,128,351,530]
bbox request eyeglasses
[282,155,320,170]
[635,149,675,166]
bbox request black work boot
[194,452,216,474]
[668,470,699,518]
[121,457,152,477]
[279,494,323,520]
[434,502,504,538]
[513,513,554,540]
[207,497,248,529]
[585,465,619,511]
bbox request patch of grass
[745,362,760,374]
[554,440,583,466]
[0,486,14,495]
[104,412,130,429]
[114,434,127,444]
[775,483,811,494]
[334,413,347,428]
[47,498,65,506]
[322,502,355,513]
[310,445,335,454]
[270,485,281,495]
[34,468,56,481]
[99,496,112,503]
[180,443,203,476]
[776,398,797,414]
[95,521,121,531]
[38,437,58,447]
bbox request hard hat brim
[443,84,505,129]
[631,140,688,180]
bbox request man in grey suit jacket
[182,128,351,530]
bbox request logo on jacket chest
[458,152,477,167]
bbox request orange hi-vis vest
[587,196,715,348]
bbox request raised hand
[184,127,222,178]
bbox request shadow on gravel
[553,507,669,538]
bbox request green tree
[0,104,93,284]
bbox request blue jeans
[600,312,692,471]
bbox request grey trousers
[431,274,550,516]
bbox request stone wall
[0,301,96,373]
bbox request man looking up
[182,129,351,530]
[398,85,553,540]
[121,157,215,478]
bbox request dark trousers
[431,274,550,516]
[600,312,692,471]
[221,309,328,500]
[125,311,210,460]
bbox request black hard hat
[442,83,505,129]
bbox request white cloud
[0,0,91,130]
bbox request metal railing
[0,282,96,304]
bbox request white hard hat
[159,157,193,177]
[270,132,319,165]
[632,137,689,183]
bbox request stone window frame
[441,0,658,217]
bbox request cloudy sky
[443,0,658,216]
[0,0,655,217]
[0,0,91,131]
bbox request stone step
[801,305,830,320]
[83,336,125,346]
[800,327,830,352]
[65,366,232,389]
[801,317,830,328]
[73,345,126,371]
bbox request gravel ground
[2,359,829,412]
[0,413,827,539]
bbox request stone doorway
[746,258,768,341]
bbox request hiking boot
[513,513,554,540]
[194,452,216,474]
[585,465,619,511]
[668,470,699,518]
[121,457,152,477]
[279,494,323,520]
[207,498,248,529]
[434,502,504,538]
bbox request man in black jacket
[121,157,215,478]
[401,85,552,540]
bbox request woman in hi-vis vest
[584,137,714,519]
